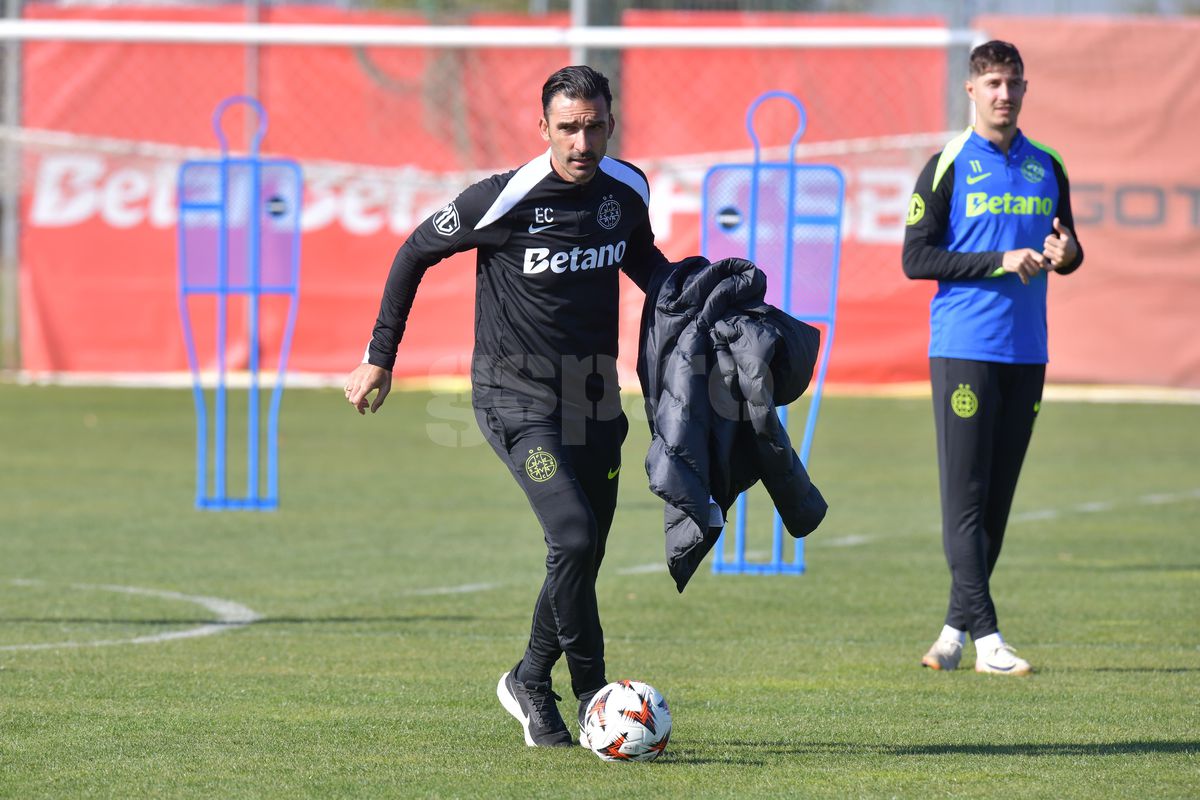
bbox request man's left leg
[560,412,626,743]
[982,363,1045,574]
[972,363,1043,675]
[515,412,625,748]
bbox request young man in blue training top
[902,40,1083,676]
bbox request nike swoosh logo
[607,466,621,480]
[965,173,992,185]
[528,222,558,234]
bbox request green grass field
[1,383,1197,798]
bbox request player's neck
[973,122,1018,155]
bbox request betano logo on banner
[29,152,467,236]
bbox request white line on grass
[608,487,1200,570]
[821,534,876,548]
[1009,509,1062,523]
[826,486,1200,549]
[402,582,503,595]
[0,579,262,652]
[400,489,1200,585]
[616,563,668,575]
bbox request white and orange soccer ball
[580,679,672,762]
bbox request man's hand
[1042,217,1078,272]
[344,363,392,415]
[1000,248,1046,285]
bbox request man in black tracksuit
[344,66,670,747]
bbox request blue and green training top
[902,127,1083,364]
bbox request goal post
[0,19,980,49]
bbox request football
[580,679,672,762]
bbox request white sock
[974,632,1005,655]
[940,625,966,645]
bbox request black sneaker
[496,664,573,747]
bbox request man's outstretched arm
[342,178,507,415]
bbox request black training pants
[476,406,627,700]
[931,357,1044,639]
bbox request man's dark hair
[541,65,612,116]
[969,40,1024,77]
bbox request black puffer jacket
[637,256,828,591]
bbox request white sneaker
[975,643,1032,676]
[921,637,963,671]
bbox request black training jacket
[366,149,669,415]
[637,256,829,591]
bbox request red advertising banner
[17,10,1200,388]
[976,16,1200,388]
